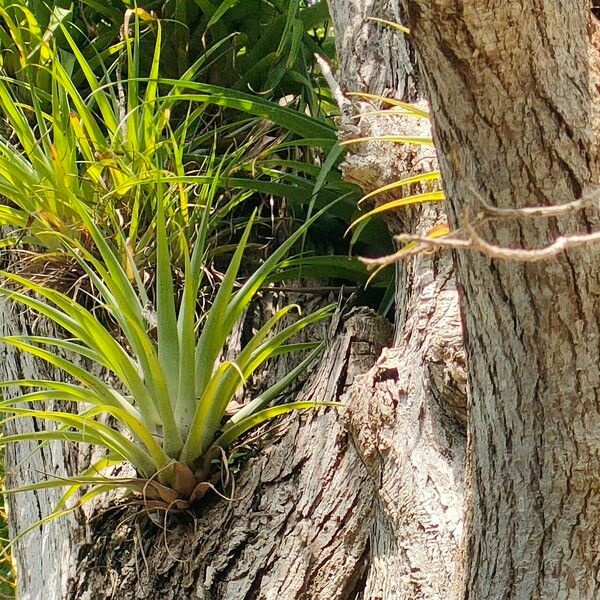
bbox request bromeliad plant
[0,191,335,511]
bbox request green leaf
[182,214,256,436]
[155,181,180,403]
[350,191,446,230]
[212,401,341,449]
[157,80,337,142]
[228,342,325,425]
[358,171,441,205]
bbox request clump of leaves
[0,7,348,274]
[0,193,335,515]
[0,7,392,306]
[0,0,336,109]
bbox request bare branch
[393,227,600,262]
[314,54,351,113]
[469,181,600,219]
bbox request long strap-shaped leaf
[0,381,92,406]
[179,361,242,465]
[157,78,336,142]
[0,337,136,416]
[1,474,129,498]
[182,305,334,463]
[180,213,256,434]
[0,274,157,427]
[211,401,341,450]
[53,453,124,512]
[4,334,112,372]
[155,179,179,403]
[358,171,441,205]
[64,245,167,412]
[350,191,445,230]
[5,406,163,477]
[58,210,183,456]
[175,187,212,420]
[0,387,169,481]
[0,429,145,474]
[224,202,339,333]
[227,343,325,426]
[58,24,118,135]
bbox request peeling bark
[347,248,466,599]
[327,0,419,101]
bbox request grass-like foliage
[0,6,396,308]
[0,0,335,106]
[0,0,348,581]
[0,6,346,271]
[0,190,336,512]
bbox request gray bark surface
[326,0,419,101]
[404,2,600,598]
[347,244,466,599]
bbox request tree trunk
[404,1,600,597]
[329,2,467,595]
[5,3,469,599]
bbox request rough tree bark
[404,1,600,598]
[8,2,598,598]
[5,2,468,599]
[329,2,467,595]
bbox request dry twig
[314,54,351,113]
[394,206,600,262]
[469,181,600,219]
[361,184,600,266]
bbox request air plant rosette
[0,195,337,520]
